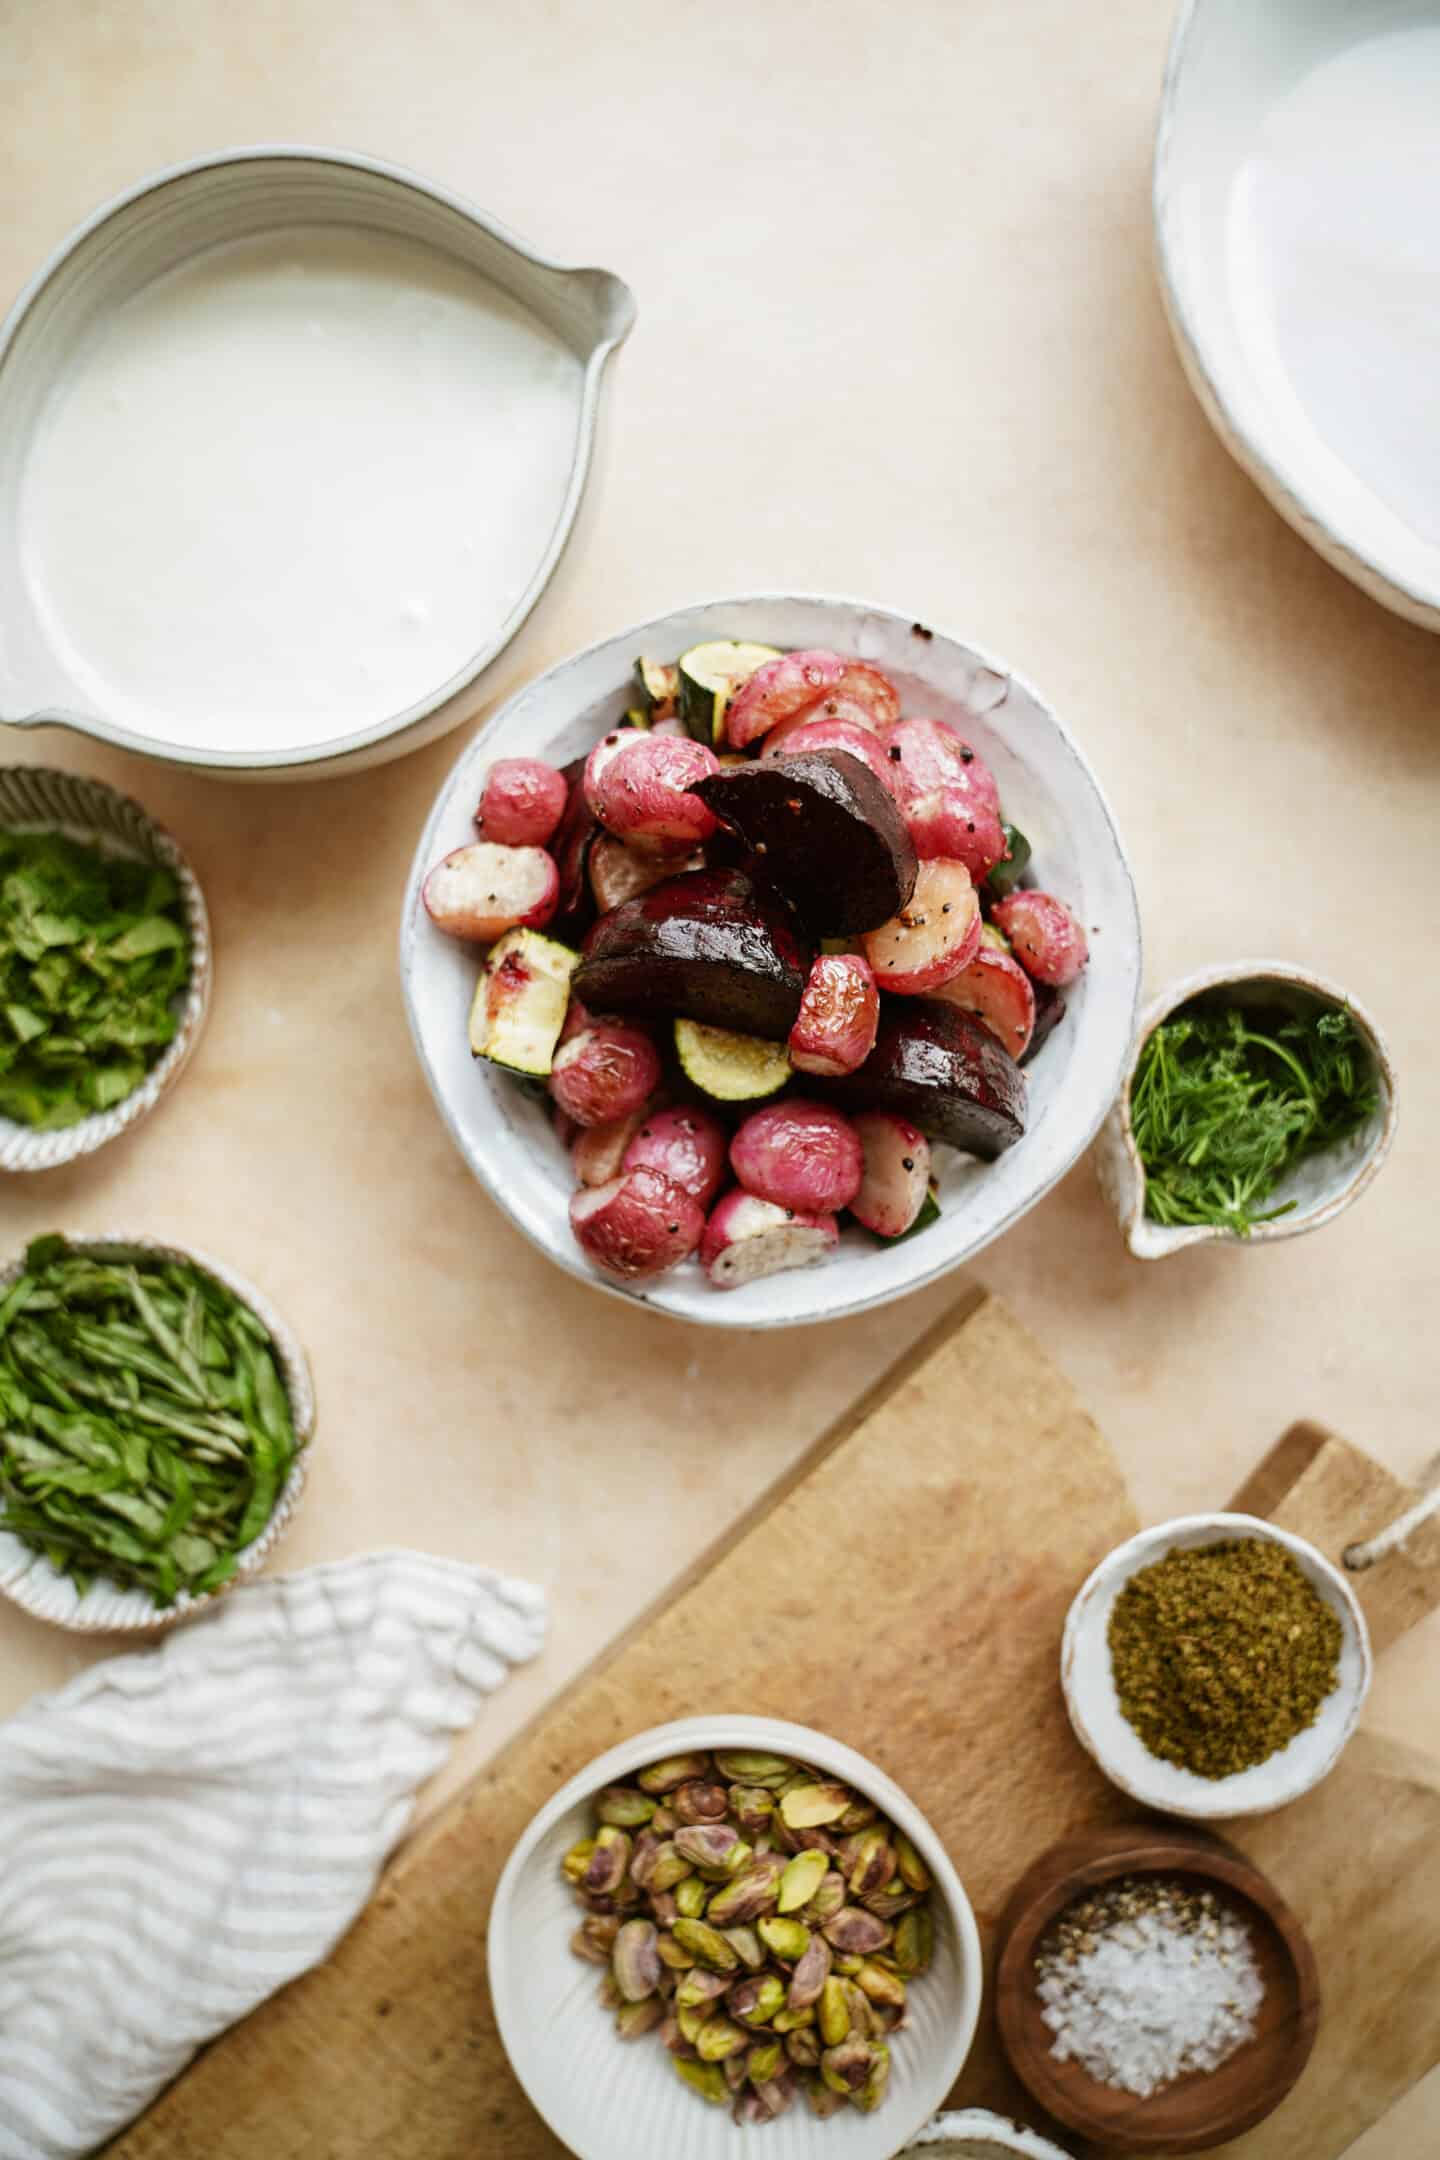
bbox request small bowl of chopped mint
[1095,962,1396,1259]
[0,767,211,1171]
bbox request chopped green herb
[1130,1003,1378,1236]
[0,1239,301,1606]
[0,831,190,1129]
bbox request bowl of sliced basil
[0,1233,315,1632]
[0,766,212,1173]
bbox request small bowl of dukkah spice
[0,767,211,1173]
[1094,961,1395,1258]
[1061,1514,1372,1819]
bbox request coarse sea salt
[1035,1879,1264,2099]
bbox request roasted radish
[723,649,850,749]
[759,713,893,782]
[583,727,645,813]
[573,1108,651,1187]
[575,870,812,1040]
[880,717,999,812]
[700,1190,840,1289]
[862,858,981,994]
[424,842,559,944]
[690,751,917,938]
[991,891,1089,985]
[623,1105,729,1206]
[930,946,1036,1058]
[475,758,568,848]
[591,734,721,852]
[788,954,880,1077]
[467,928,579,1076]
[850,1111,933,1237]
[589,834,704,913]
[902,787,1008,884]
[730,1099,864,1213]
[549,1022,661,1127]
[818,999,1026,1156]
[826,661,901,732]
[570,1168,705,1281]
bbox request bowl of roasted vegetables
[0,1233,314,1632]
[402,596,1141,1325]
[0,766,211,1173]
[488,1716,982,2158]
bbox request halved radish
[788,954,880,1077]
[475,758,568,847]
[550,1023,661,1127]
[862,859,981,994]
[423,842,558,943]
[584,727,645,814]
[592,735,720,852]
[850,1112,932,1237]
[570,1168,705,1281]
[930,947,1036,1058]
[623,1105,729,1206]
[902,786,1007,884]
[573,1107,651,1187]
[589,834,704,913]
[730,1099,864,1212]
[829,661,900,731]
[760,694,887,755]
[760,715,892,784]
[724,651,849,749]
[991,891,1089,985]
[700,1189,839,1289]
[880,719,1000,813]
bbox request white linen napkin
[0,1550,546,2160]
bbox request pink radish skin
[583,728,645,814]
[570,1168,705,1281]
[623,1106,730,1206]
[880,719,1000,814]
[788,954,880,1077]
[589,834,704,912]
[760,694,887,754]
[760,716,893,784]
[700,1189,839,1289]
[991,892,1090,986]
[724,651,850,749]
[593,735,721,852]
[827,662,900,732]
[475,758,568,848]
[549,1023,661,1128]
[862,858,982,994]
[902,787,1008,884]
[573,1108,651,1188]
[422,843,558,943]
[850,1112,933,1238]
[730,1099,864,1213]
[930,947,1036,1057]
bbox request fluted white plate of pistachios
[489,1716,982,2159]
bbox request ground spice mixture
[1036,1875,1264,2098]
[1108,1539,1342,1779]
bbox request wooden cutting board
[112,1293,1440,2159]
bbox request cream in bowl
[1061,1514,1371,1820]
[488,1715,983,2158]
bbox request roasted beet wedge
[574,869,812,1041]
[550,756,602,945]
[688,751,917,938]
[817,998,1027,1157]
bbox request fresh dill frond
[1130,1003,1378,1236]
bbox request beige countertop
[2,1,1437,2150]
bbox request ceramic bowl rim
[488,1711,985,2159]
[1061,1510,1373,1819]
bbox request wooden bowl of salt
[995,1823,1320,2153]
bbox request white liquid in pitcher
[1228,25,1440,553]
[18,226,581,754]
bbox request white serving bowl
[1094,960,1397,1260]
[0,766,212,1173]
[488,1714,983,2160]
[0,1233,315,1634]
[902,2109,1075,2158]
[1061,1513,1372,1819]
[401,595,1142,1327]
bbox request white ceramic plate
[488,1715,983,2160]
[1157,0,1440,629]
[1061,1513,1372,1819]
[401,596,1142,1328]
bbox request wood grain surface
[109,1296,1440,2159]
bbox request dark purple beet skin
[549,756,601,944]
[574,869,813,1041]
[688,751,918,937]
[817,997,1027,1157]
[1021,980,1066,1066]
